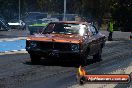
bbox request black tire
[81,57,87,66]
[81,50,89,66]
[30,54,41,64]
[93,48,102,62]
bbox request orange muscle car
[26,21,106,65]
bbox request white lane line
[0,49,26,53]
[0,50,27,55]
[10,50,18,52]
[20,49,26,51]
[0,37,26,42]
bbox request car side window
[89,26,97,35]
[93,25,99,33]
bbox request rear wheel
[30,54,41,64]
[93,48,102,62]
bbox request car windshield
[42,23,86,34]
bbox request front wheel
[30,54,41,64]
[93,48,102,62]
[80,50,89,66]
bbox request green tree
[110,0,132,31]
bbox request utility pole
[19,0,21,22]
[63,0,66,21]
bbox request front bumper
[26,47,83,58]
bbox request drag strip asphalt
[0,40,131,88]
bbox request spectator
[107,19,114,41]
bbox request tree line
[0,0,131,31]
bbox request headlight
[71,44,79,51]
[30,41,37,47]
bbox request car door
[94,26,106,50]
[88,25,99,55]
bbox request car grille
[36,42,71,51]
